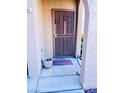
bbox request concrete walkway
[27,58,85,93]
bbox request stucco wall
[76,0,85,56]
[80,0,97,89]
[34,0,44,58]
[42,0,76,58]
[27,0,42,77]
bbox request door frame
[51,9,77,57]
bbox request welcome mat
[53,60,73,66]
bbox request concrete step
[54,89,85,93]
[36,75,82,93]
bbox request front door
[53,10,76,57]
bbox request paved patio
[27,58,85,93]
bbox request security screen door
[53,10,76,57]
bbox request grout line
[39,74,79,78]
[35,68,43,93]
[35,88,83,93]
[53,88,84,93]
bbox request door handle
[64,21,66,35]
[54,24,57,38]
[54,32,57,38]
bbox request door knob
[54,24,57,38]
[54,32,57,38]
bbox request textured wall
[80,0,97,89]
[76,0,85,56]
[27,0,42,77]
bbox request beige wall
[35,0,44,58]
[41,0,76,58]
[80,0,97,89]
[27,0,43,77]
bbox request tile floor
[27,57,85,93]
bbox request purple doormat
[53,60,73,66]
